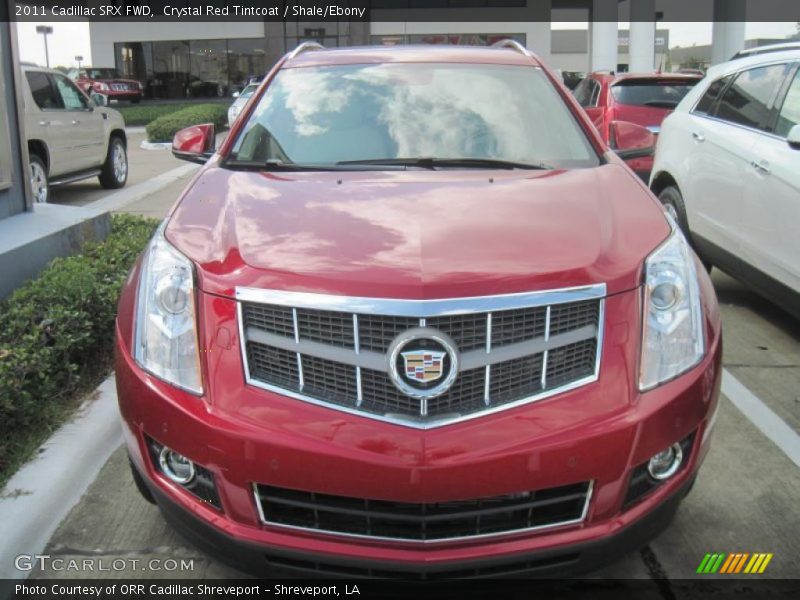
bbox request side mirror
[610,121,656,160]
[172,124,215,164]
[91,93,108,107]
[232,91,240,99]
[787,124,800,150]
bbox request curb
[86,163,199,214]
[140,140,172,150]
[0,375,123,580]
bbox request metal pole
[43,32,49,68]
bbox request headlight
[96,82,109,91]
[134,222,203,394]
[639,217,705,390]
[229,105,241,121]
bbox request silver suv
[23,64,128,203]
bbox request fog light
[158,446,195,484]
[647,443,683,480]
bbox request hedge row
[116,103,199,127]
[0,214,159,484]
[145,103,228,143]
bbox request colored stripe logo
[697,552,773,574]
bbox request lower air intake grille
[255,482,592,542]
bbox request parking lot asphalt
[23,267,800,581]
[47,131,185,207]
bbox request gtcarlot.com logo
[15,554,195,572]
[697,552,773,574]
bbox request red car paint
[73,68,143,102]
[115,45,721,575]
[576,72,703,177]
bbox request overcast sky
[15,21,798,68]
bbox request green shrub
[145,103,227,143]
[0,214,159,484]
[116,103,198,127]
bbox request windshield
[227,63,599,169]
[87,68,120,79]
[611,79,699,108]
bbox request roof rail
[731,41,800,60]
[287,41,325,60]
[491,39,532,57]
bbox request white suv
[23,64,128,203]
[650,50,800,318]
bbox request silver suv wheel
[30,158,48,203]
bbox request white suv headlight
[639,217,705,390]
[134,222,203,394]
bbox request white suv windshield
[228,63,599,169]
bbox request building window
[114,38,267,99]
[371,33,525,46]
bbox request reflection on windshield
[229,63,598,169]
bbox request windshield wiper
[226,159,344,171]
[336,157,553,170]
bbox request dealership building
[86,0,742,100]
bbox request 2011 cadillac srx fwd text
[115,42,722,578]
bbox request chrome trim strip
[541,306,551,389]
[484,365,491,406]
[241,369,600,430]
[594,299,605,380]
[355,367,363,406]
[251,480,594,545]
[486,312,492,353]
[292,307,303,389]
[244,323,596,373]
[353,314,362,406]
[235,284,607,317]
[459,325,597,370]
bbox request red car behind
[115,43,721,578]
[573,72,703,179]
[68,67,143,103]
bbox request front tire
[129,459,156,504]
[658,185,712,271]
[29,155,49,203]
[99,136,128,189]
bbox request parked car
[227,83,259,127]
[68,67,144,104]
[573,71,703,179]
[116,41,721,578]
[23,64,128,203]
[650,49,800,318]
[185,76,227,98]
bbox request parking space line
[722,369,800,469]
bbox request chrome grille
[238,285,605,428]
[254,481,593,542]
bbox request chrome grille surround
[237,284,605,429]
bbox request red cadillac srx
[115,41,722,578]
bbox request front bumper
[103,89,142,100]
[137,457,695,578]
[114,280,722,576]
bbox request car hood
[165,162,669,299]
